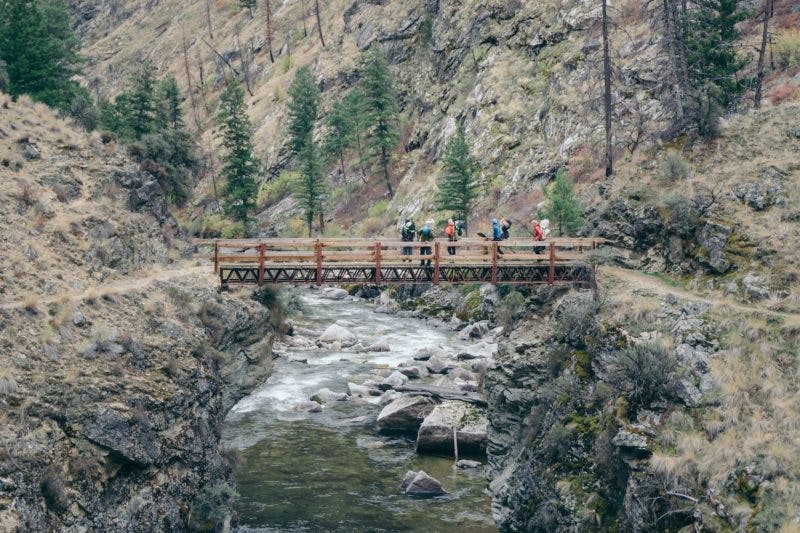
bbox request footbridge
[194,237,604,290]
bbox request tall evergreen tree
[157,75,183,130]
[538,169,584,236]
[436,124,478,235]
[324,99,354,178]
[0,0,84,110]
[360,45,399,196]
[293,133,327,236]
[128,62,157,140]
[216,82,260,222]
[683,0,748,106]
[287,66,320,155]
[344,87,370,183]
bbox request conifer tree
[360,45,399,196]
[157,75,183,130]
[683,0,748,106]
[0,0,84,110]
[128,62,157,140]
[216,82,260,223]
[538,169,584,236]
[287,66,320,155]
[324,99,353,178]
[239,0,256,16]
[436,124,478,235]
[344,87,370,183]
[293,133,327,236]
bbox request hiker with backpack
[401,219,416,261]
[445,219,457,256]
[419,219,435,266]
[532,219,545,254]
[491,219,502,241]
[500,218,512,240]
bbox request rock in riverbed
[310,388,348,403]
[379,371,408,390]
[401,470,448,497]
[319,324,358,347]
[417,401,488,455]
[377,395,436,432]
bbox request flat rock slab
[377,395,436,432]
[416,400,488,455]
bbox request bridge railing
[193,236,603,287]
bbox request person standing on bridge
[532,219,545,254]
[401,219,416,261]
[445,218,457,256]
[419,219,434,266]
[500,218,512,240]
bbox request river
[222,290,497,532]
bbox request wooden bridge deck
[194,237,603,290]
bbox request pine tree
[157,75,183,130]
[436,124,478,235]
[683,0,749,106]
[360,45,399,196]
[293,133,327,236]
[239,0,256,16]
[344,87,370,183]
[538,169,584,236]
[324,99,354,178]
[216,82,261,223]
[0,0,84,110]
[128,62,157,140]
[287,66,320,155]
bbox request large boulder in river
[319,324,358,347]
[426,356,453,374]
[416,401,488,455]
[379,371,408,390]
[400,470,448,497]
[457,321,490,340]
[377,395,436,432]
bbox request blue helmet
[492,218,498,225]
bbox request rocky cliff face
[0,96,275,531]
[485,286,731,531]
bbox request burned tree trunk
[602,0,613,177]
[754,0,774,109]
[314,0,325,47]
[265,0,274,63]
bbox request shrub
[0,372,18,395]
[252,286,287,333]
[551,294,600,348]
[13,179,37,208]
[495,290,526,328]
[540,422,574,461]
[257,171,296,208]
[769,83,797,106]
[774,29,800,70]
[189,482,238,531]
[40,466,68,511]
[660,150,690,181]
[605,342,681,413]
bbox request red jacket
[533,225,544,241]
[445,223,455,239]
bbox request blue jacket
[492,222,502,241]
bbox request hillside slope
[0,95,274,530]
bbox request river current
[222,290,496,532]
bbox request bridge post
[374,241,382,285]
[213,242,219,274]
[491,242,498,284]
[548,241,555,284]
[315,240,322,286]
[257,243,266,286]
[433,241,440,284]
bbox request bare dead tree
[196,51,211,115]
[203,38,240,77]
[181,32,202,131]
[754,0,774,109]
[660,0,689,121]
[205,139,221,212]
[299,0,308,37]
[235,23,254,96]
[602,0,613,177]
[205,0,213,39]
[314,0,325,47]
[265,0,274,62]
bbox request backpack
[421,226,432,239]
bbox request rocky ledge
[0,281,275,531]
